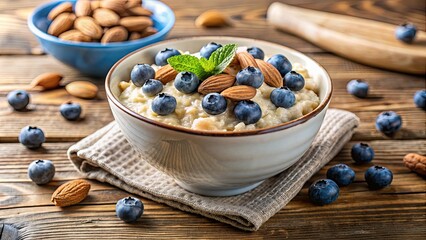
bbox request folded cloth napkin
[68,109,359,231]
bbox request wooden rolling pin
[267,2,426,75]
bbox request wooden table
[1,0,425,239]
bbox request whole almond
[30,72,63,90]
[198,74,235,95]
[255,59,283,87]
[101,0,127,15]
[48,13,76,37]
[140,27,158,37]
[51,179,91,207]
[59,29,92,42]
[65,81,98,99]
[155,65,178,84]
[74,16,103,39]
[403,153,426,176]
[75,0,92,17]
[221,85,257,101]
[48,2,73,20]
[195,10,230,28]
[126,0,142,9]
[119,16,153,32]
[237,52,259,69]
[93,8,120,27]
[129,32,142,41]
[128,7,152,16]
[101,26,128,43]
[91,0,101,10]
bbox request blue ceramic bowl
[28,0,175,77]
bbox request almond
[119,16,153,32]
[128,32,142,41]
[140,27,158,37]
[51,179,91,207]
[101,0,127,15]
[155,65,178,84]
[90,0,101,10]
[221,85,256,101]
[75,0,92,17]
[101,26,128,43]
[93,8,120,27]
[198,74,235,95]
[403,153,426,176]
[236,52,259,69]
[195,10,230,28]
[48,2,73,20]
[30,72,63,90]
[74,16,103,39]
[47,13,76,37]
[128,7,152,16]
[65,81,98,99]
[255,59,283,87]
[126,0,142,9]
[59,29,92,42]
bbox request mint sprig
[167,44,237,80]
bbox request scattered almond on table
[51,179,91,207]
[195,10,231,28]
[47,0,157,43]
[403,153,426,176]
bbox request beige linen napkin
[68,109,359,231]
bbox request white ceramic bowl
[106,36,332,196]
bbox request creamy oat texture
[119,51,320,132]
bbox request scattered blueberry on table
[151,93,177,116]
[308,179,340,205]
[375,111,402,136]
[174,72,200,94]
[234,100,262,125]
[116,197,144,223]
[270,87,296,108]
[326,164,356,187]
[19,126,46,149]
[247,47,265,60]
[236,67,264,88]
[267,54,292,77]
[284,71,305,91]
[7,90,30,111]
[130,64,155,87]
[202,93,227,115]
[413,89,426,110]
[155,48,181,66]
[200,42,222,59]
[28,159,55,185]
[346,79,369,98]
[365,166,393,190]
[142,79,163,97]
[351,143,375,164]
[395,23,417,43]
[60,102,82,121]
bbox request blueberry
[284,71,305,91]
[267,54,292,77]
[346,79,369,98]
[247,47,265,60]
[7,90,30,111]
[28,160,55,185]
[154,48,181,66]
[270,87,295,108]
[395,23,417,44]
[200,42,222,59]
[19,126,45,149]
[236,67,264,88]
[174,72,200,94]
[116,196,144,223]
[413,89,426,110]
[375,111,402,136]
[351,143,375,164]
[234,100,262,125]
[202,93,227,115]
[308,179,339,206]
[60,102,82,121]
[130,64,155,87]
[326,164,356,187]
[365,166,393,190]
[151,93,177,115]
[142,79,163,97]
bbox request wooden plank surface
[0,0,425,239]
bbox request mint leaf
[199,57,216,72]
[209,44,237,74]
[167,55,207,79]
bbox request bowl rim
[105,36,333,137]
[27,0,175,48]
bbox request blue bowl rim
[27,0,175,48]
